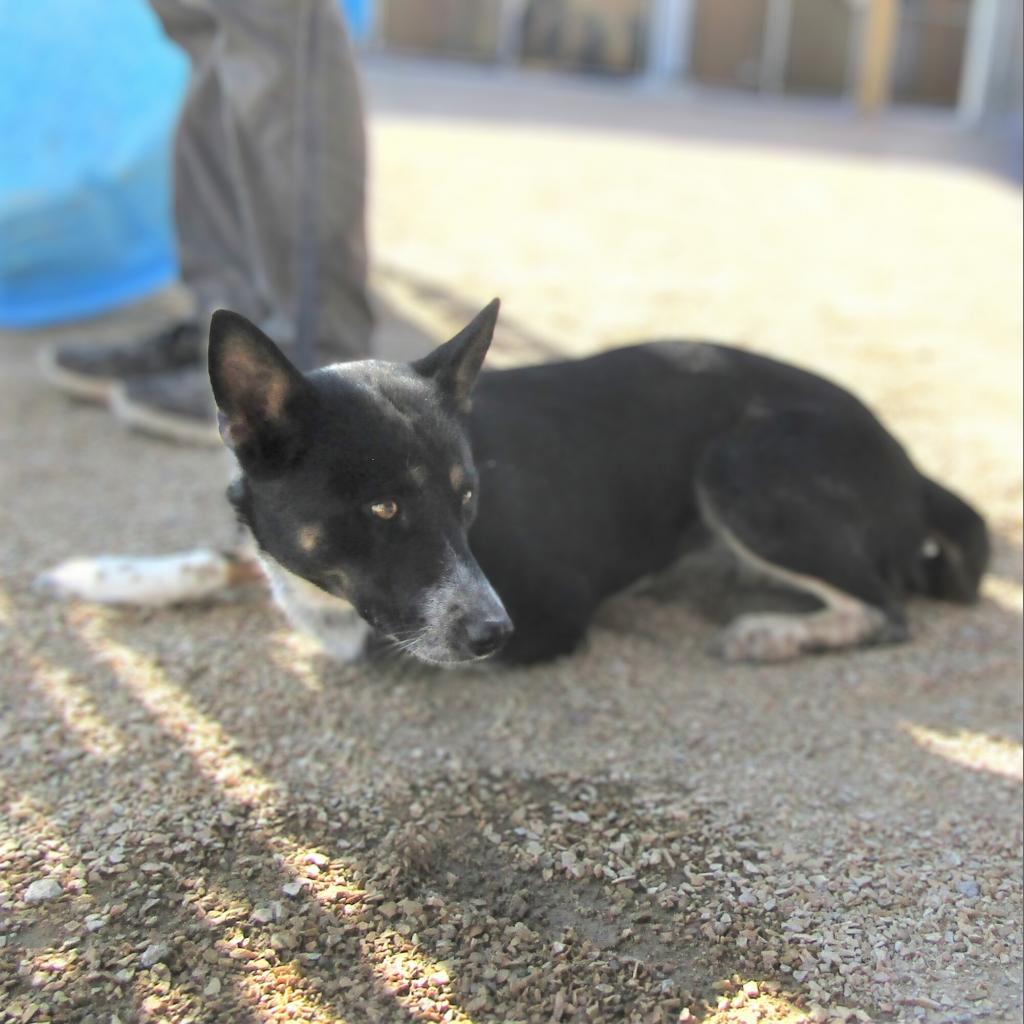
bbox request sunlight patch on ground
[2,584,124,757]
[70,611,479,1023]
[269,628,326,692]
[24,650,126,759]
[182,888,347,1024]
[363,933,475,1023]
[268,841,479,1021]
[72,608,279,808]
[131,976,236,1024]
[697,978,867,1022]
[905,724,1023,781]
[1,793,87,902]
[16,948,85,999]
[982,575,1024,614]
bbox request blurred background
[0,0,1020,327]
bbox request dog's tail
[917,475,989,603]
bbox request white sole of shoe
[110,384,221,448]
[37,347,118,403]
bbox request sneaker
[110,366,221,447]
[38,320,203,402]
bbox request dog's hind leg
[701,516,905,662]
[695,410,917,663]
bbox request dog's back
[466,340,987,662]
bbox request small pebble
[24,879,63,904]
[140,942,171,968]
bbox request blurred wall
[520,0,650,75]
[785,0,857,96]
[378,0,503,59]
[372,0,1024,120]
[892,0,971,107]
[689,0,769,90]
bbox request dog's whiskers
[381,624,432,660]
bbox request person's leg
[157,0,373,362]
[45,0,374,443]
[112,0,375,443]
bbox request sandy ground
[1,62,1022,1024]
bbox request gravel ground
[1,62,1022,1024]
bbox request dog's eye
[462,489,473,506]
[370,500,398,520]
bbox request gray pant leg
[149,0,373,368]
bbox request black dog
[208,300,987,666]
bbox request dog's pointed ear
[414,298,499,412]
[208,310,314,475]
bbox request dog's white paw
[710,613,807,663]
[36,550,236,606]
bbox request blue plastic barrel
[0,0,372,328]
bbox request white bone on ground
[37,550,234,606]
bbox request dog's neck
[258,549,369,663]
[227,454,368,661]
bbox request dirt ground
[1,61,1022,1024]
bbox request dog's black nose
[463,614,514,658]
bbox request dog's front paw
[710,613,806,663]
[35,550,236,606]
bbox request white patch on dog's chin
[259,554,368,662]
[408,552,509,665]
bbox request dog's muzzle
[418,554,513,662]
